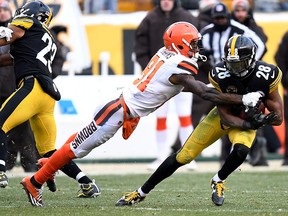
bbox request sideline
[7,160,288,178]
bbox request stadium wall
[82,12,288,75]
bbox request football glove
[242,101,265,121]
[242,112,278,130]
[0,26,13,42]
[242,92,263,107]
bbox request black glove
[242,112,278,130]
[243,100,264,121]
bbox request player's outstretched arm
[0,25,25,46]
[169,74,261,106]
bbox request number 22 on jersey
[133,55,164,92]
[36,32,57,74]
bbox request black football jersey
[9,16,57,84]
[208,61,282,115]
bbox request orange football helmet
[163,22,202,58]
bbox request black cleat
[211,180,227,206]
[77,179,101,198]
[116,191,145,206]
[0,171,8,188]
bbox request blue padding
[58,100,77,114]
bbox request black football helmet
[224,35,256,79]
[14,1,53,27]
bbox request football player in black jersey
[0,1,100,199]
[115,35,283,207]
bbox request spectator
[134,0,198,170]
[200,2,267,166]
[0,0,39,172]
[200,2,266,65]
[50,25,70,78]
[274,31,288,165]
[197,0,219,30]
[84,0,118,14]
[231,0,268,49]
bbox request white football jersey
[122,48,198,117]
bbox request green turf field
[1,171,287,216]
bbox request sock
[156,117,167,160]
[141,153,183,194]
[0,129,7,171]
[30,176,42,189]
[76,171,86,181]
[178,116,193,146]
[179,125,193,146]
[78,175,91,184]
[60,160,92,183]
[137,187,147,197]
[212,173,222,182]
[218,144,250,180]
[156,130,167,160]
[33,139,76,185]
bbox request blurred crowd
[78,0,288,14]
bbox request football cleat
[37,158,57,192]
[77,179,101,198]
[211,180,228,206]
[21,177,44,207]
[0,171,8,188]
[115,191,145,206]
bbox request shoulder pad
[10,17,33,30]
[177,59,198,75]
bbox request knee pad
[233,144,250,160]
[176,148,196,164]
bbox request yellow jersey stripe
[269,68,282,93]
[208,73,222,92]
[11,18,33,29]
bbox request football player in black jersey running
[0,1,100,199]
[116,35,283,207]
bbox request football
[239,101,265,120]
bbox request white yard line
[6,160,288,178]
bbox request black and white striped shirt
[200,19,266,65]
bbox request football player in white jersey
[20,22,262,207]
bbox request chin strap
[194,53,207,62]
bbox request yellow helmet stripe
[46,8,53,26]
[230,35,240,56]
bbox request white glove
[0,26,13,42]
[242,92,263,107]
